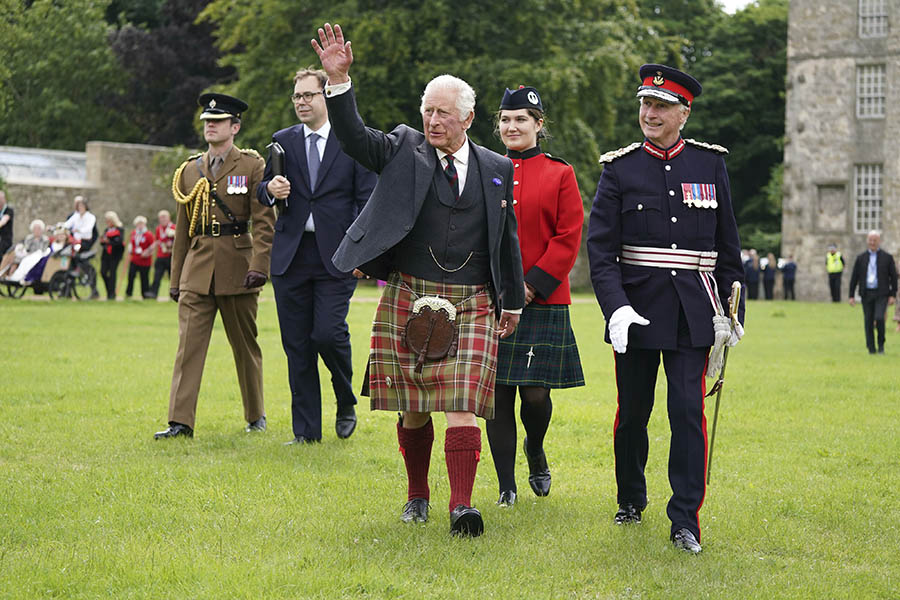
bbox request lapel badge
[501,200,507,208]
[492,177,502,186]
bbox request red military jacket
[129,228,155,267]
[508,147,584,305]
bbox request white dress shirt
[303,121,331,233]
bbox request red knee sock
[445,425,482,512]
[397,418,434,501]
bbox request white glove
[728,321,744,347]
[609,305,650,354]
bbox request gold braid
[171,159,210,237]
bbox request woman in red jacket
[486,86,585,506]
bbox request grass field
[1,288,898,599]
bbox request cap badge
[652,72,665,86]
[209,99,217,108]
[527,91,539,105]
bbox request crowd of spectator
[0,193,175,300]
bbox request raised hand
[311,23,352,84]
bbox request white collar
[303,121,331,141]
[435,137,470,165]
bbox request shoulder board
[543,153,570,166]
[239,147,262,159]
[684,138,728,154]
[174,153,202,171]
[598,142,641,164]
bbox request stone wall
[782,0,900,301]
[4,141,175,242]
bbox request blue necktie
[444,154,459,200]
[307,132,320,193]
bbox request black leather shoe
[614,503,643,525]
[245,416,266,432]
[335,405,357,439]
[154,423,193,439]
[284,435,319,445]
[523,437,551,496]
[672,528,702,554]
[450,505,484,537]
[497,490,517,507]
[401,498,429,523]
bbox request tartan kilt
[496,303,584,388]
[366,271,499,418]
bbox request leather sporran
[404,296,459,373]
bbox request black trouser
[126,263,150,298]
[614,344,709,541]
[783,279,795,300]
[100,252,123,299]
[763,278,774,300]
[828,272,842,302]
[150,256,171,297]
[746,280,759,300]
[860,290,889,352]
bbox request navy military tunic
[587,136,745,542]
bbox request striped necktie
[444,154,459,200]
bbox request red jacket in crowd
[129,228,155,267]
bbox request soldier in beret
[486,86,584,507]
[155,93,276,439]
[587,64,745,553]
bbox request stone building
[782,0,899,301]
[0,142,174,243]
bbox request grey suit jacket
[327,86,525,317]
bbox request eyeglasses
[291,91,324,103]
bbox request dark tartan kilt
[366,271,498,418]
[496,303,584,388]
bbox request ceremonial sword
[706,281,742,485]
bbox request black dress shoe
[335,405,357,439]
[245,416,266,432]
[154,423,193,439]
[614,503,643,525]
[672,528,702,553]
[523,437,551,497]
[449,505,484,537]
[497,490,517,507]
[401,498,429,523]
[284,435,319,445]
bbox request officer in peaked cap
[198,92,249,120]
[587,64,745,553]
[155,90,275,440]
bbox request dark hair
[294,67,328,90]
[493,107,551,142]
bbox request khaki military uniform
[168,145,275,429]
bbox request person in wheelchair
[3,220,51,283]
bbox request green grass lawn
[1,289,898,599]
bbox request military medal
[227,176,247,195]
[681,183,717,209]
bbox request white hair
[30,219,45,231]
[133,215,147,226]
[420,74,476,120]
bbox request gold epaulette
[684,139,729,154]
[239,147,262,159]
[598,142,641,164]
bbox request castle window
[856,64,885,118]
[859,0,889,37]
[854,164,883,233]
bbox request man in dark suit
[848,231,897,354]
[588,64,745,553]
[257,67,376,444]
[312,23,525,538]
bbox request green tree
[200,0,677,204]
[686,0,788,248]
[0,0,140,149]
